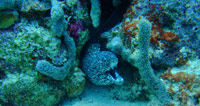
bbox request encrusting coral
[0,20,61,72]
[0,73,64,106]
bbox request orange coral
[160,72,173,80]
[152,24,163,34]
[178,91,189,105]
[171,72,196,84]
[150,4,156,9]
[159,6,164,10]
[122,20,139,38]
[146,13,161,26]
[150,25,162,46]
[161,43,166,50]
[150,35,160,45]
[161,71,196,91]
[122,0,139,38]
[160,32,179,42]
[168,84,175,94]
[123,2,136,18]
[176,57,188,66]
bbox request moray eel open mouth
[107,68,117,79]
[106,67,124,85]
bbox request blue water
[0,0,200,106]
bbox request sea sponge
[36,60,72,80]
[50,0,67,37]
[136,18,171,105]
[106,36,123,54]
[36,32,76,80]
[90,0,101,28]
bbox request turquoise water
[0,0,200,106]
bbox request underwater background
[0,0,200,106]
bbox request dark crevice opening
[88,0,130,44]
[80,0,130,64]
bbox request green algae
[0,73,64,106]
[0,20,61,72]
[0,11,18,29]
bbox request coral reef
[160,59,200,106]
[1,0,200,105]
[21,0,50,13]
[0,20,61,72]
[101,1,200,105]
[36,32,76,80]
[63,67,86,97]
[0,73,64,106]
[0,0,22,10]
[82,44,124,85]
[131,0,200,58]
[0,0,89,104]
[101,16,173,105]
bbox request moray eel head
[82,44,124,85]
[106,67,124,85]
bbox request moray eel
[82,44,123,85]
